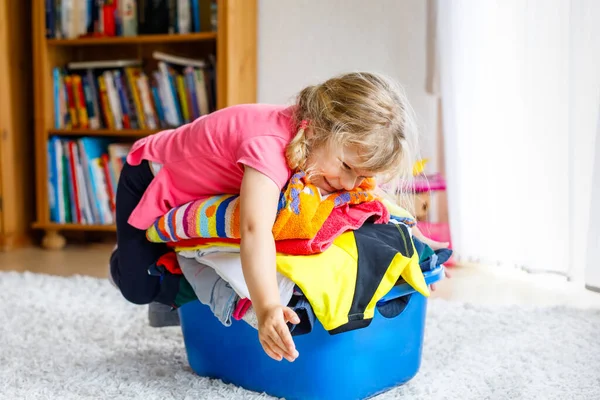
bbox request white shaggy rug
[1,271,599,400]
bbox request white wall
[257,0,438,170]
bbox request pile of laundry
[146,171,451,336]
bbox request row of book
[47,136,131,225]
[45,0,217,39]
[53,52,216,130]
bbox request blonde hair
[285,72,419,211]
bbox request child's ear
[304,127,314,139]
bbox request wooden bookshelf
[0,1,34,250]
[32,0,257,250]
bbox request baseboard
[0,233,33,251]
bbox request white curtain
[436,0,600,281]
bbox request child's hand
[256,304,300,362]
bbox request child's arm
[239,166,300,362]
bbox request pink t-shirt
[126,104,296,230]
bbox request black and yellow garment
[276,222,429,334]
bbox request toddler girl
[110,71,440,363]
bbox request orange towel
[272,171,377,240]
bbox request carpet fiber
[1,271,599,400]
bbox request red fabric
[232,298,252,320]
[165,200,389,256]
[274,200,389,255]
[156,252,182,275]
[166,237,241,249]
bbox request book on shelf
[47,136,131,225]
[45,0,217,39]
[53,53,216,130]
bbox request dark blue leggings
[109,161,180,306]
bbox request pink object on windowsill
[413,173,447,193]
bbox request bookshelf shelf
[48,129,160,138]
[46,32,218,47]
[33,222,116,232]
[33,0,257,250]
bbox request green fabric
[419,243,435,264]
[174,276,198,308]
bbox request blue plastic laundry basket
[179,265,444,400]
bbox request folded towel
[169,201,389,255]
[146,171,378,243]
[167,200,417,254]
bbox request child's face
[306,142,374,195]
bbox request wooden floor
[0,243,114,278]
[2,244,600,309]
